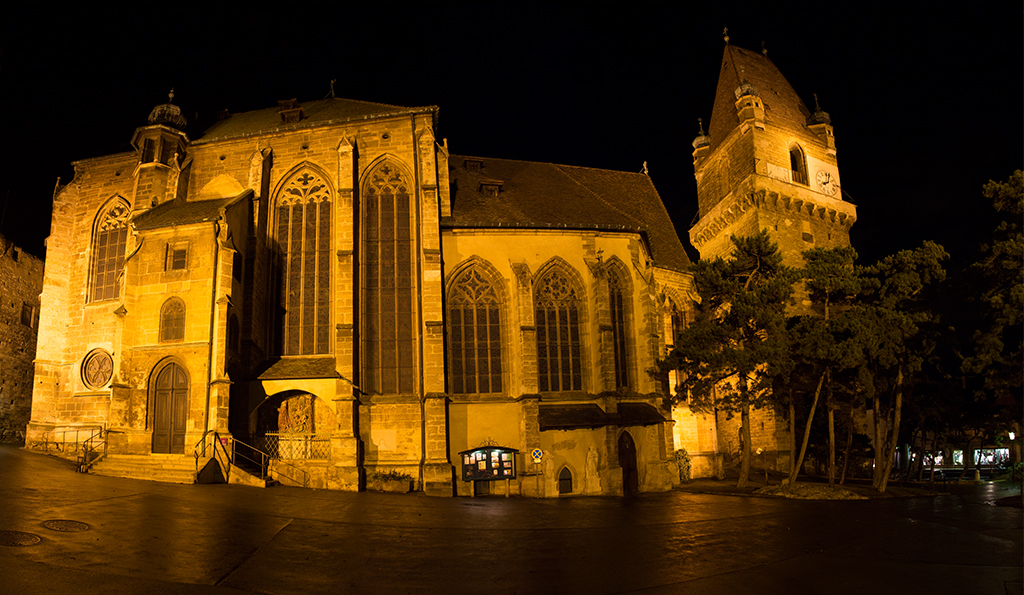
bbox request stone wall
[0,239,43,443]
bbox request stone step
[88,455,204,484]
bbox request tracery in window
[608,271,630,389]
[362,161,414,394]
[82,349,113,390]
[274,168,332,355]
[160,297,185,343]
[91,199,130,302]
[535,269,583,392]
[448,267,502,394]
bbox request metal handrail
[193,429,216,477]
[231,437,310,488]
[77,429,107,472]
[36,427,104,460]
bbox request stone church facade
[25,42,854,494]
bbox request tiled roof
[132,192,249,231]
[538,402,667,431]
[196,98,436,142]
[257,357,339,380]
[708,44,811,152]
[445,156,691,270]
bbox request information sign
[458,446,518,482]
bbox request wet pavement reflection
[1,445,1020,594]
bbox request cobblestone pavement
[1,445,1020,595]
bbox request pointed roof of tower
[707,44,812,152]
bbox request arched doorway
[253,392,334,460]
[558,467,573,494]
[152,363,188,454]
[618,431,638,495]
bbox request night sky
[1,5,1020,268]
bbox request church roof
[708,44,812,152]
[444,155,691,270]
[132,192,249,231]
[196,98,437,142]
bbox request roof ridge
[450,153,650,177]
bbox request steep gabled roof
[708,44,812,152]
[196,98,436,142]
[445,156,691,270]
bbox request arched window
[535,269,583,392]
[91,199,130,302]
[558,467,573,494]
[790,145,808,185]
[160,298,185,342]
[274,167,332,355]
[608,271,630,389]
[363,161,414,394]
[448,267,502,394]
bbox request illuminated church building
[26,42,855,495]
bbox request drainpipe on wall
[205,219,222,441]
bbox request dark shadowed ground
[1,445,1020,594]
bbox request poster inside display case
[459,446,518,481]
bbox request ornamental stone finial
[723,27,729,44]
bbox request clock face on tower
[816,170,838,196]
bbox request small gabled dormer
[278,98,303,124]
[479,179,503,197]
[463,158,484,172]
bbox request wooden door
[618,431,638,495]
[152,364,188,454]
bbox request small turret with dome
[129,90,191,214]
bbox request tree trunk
[738,403,752,488]
[788,390,796,477]
[840,414,853,485]
[827,370,835,487]
[789,369,827,485]
[875,366,904,493]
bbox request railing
[262,432,331,460]
[34,427,104,459]
[234,436,310,488]
[191,431,311,488]
[77,429,108,472]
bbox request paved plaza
[0,445,1020,594]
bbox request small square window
[20,303,34,328]
[166,244,188,271]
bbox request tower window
[20,303,35,328]
[790,145,808,185]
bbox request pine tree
[667,231,796,488]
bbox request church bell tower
[689,39,857,267]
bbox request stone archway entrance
[152,363,188,454]
[254,392,334,460]
[618,431,638,495]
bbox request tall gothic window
[363,162,414,394]
[608,272,630,389]
[448,268,502,394]
[160,297,185,342]
[91,200,130,302]
[275,168,332,355]
[535,269,583,392]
